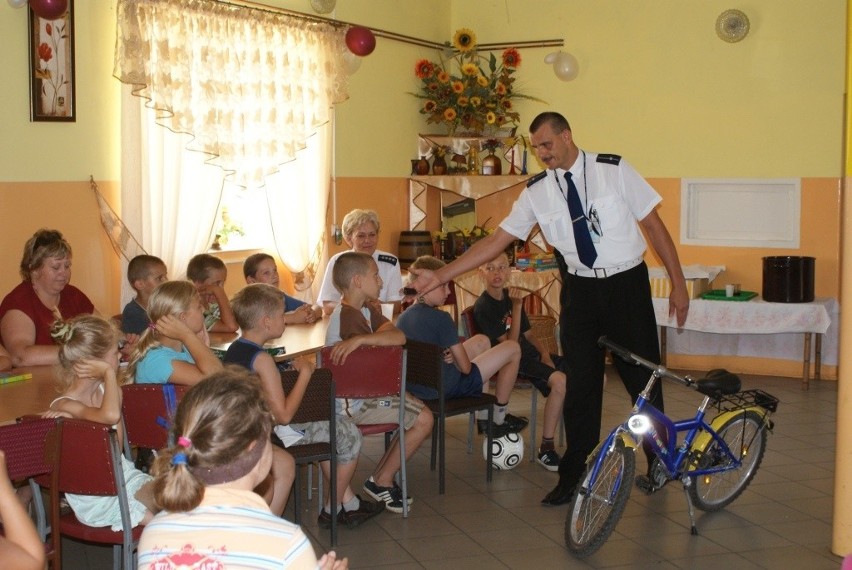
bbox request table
[653,297,838,389]
[0,366,56,424]
[209,318,330,363]
[452,268,562,316]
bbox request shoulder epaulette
[526,171,548,188]
[377,254,398,266]
[596,154,621,165]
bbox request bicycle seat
[695,368,741,397]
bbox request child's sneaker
[536,449,560,472]
[363,477,409,514]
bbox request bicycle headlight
[627,414,651,435]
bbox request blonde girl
[124,281,222,386]
[125,281,291,516]
[137,369,347,570]
[43,315,155,530]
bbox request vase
[432,155,447,175]
[414,156,430,175]
[481,150,502,175]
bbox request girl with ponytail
[124,281,222,385]
[138,368,348,570]
[42,315,156,530]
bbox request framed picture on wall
[28,0,76,122]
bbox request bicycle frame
[585,372,759,493]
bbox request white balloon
[544,52,558,65]
[553,52,579,81]
[342,51,362,74]
[7,0,28,8]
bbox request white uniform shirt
[500,151,660,271]
[317,249,404,305]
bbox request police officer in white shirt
[409,112,689,506]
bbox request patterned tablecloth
[652,297,839,365]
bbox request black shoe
[477,413,529,435]
[541,479,576,506]
[317,496,386,530]
[503,413,529,432]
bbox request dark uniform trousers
[557,261,664,482]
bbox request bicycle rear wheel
[565,439,635,558]
[689,410,767,511]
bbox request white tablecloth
[652,297,839,365]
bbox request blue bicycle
[565,336,779,558]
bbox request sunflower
[443,108,457,121]
[451,81,464,94]
[486,111,497,125]
[461,63,478,76]
[437,70,450,83]
[452,28,476,52]
[476,75,489,88]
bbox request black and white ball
[483,432,524,470]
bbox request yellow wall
[0,1,846,380]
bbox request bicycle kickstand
[681,480,699,536]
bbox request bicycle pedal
[634,475,661,495]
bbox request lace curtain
[113,0,349,187]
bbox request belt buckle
[594,267,608,278]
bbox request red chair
[40,419,142,570]
[121,384,189,456]
[404,339,495,494]
[0,417,61,568]
[320,345,410,517]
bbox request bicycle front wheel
[689,410,767,511]
[565,439,635,558]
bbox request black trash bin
[762,256,815,303]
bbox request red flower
[38,42,53,63]
[415,59,435,79]
[502,48,521,68]
[45,23,52,36]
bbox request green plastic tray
[212,345,286,360]
[701,290,757,301]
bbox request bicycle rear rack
[711,389,779,414]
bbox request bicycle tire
[565,438,635,558]
[689,410,767,511]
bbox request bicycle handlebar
[597,336,696,389]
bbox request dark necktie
[565,171,597,268]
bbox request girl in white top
[42,315,156,531]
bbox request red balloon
[30,0,68,20]
[345,26,376,57]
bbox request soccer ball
[483,432,524,470]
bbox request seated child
[325,252,433,515]
[186,254,238,333]
[0,344,11,371]
[396,255,528,438]
[42,315,156,531]
[225,283,375,529]
[137,369,348,570]
[243,253,323,324]
[125,281,223,386]
[473,252,567,471]
[0,451,46,570]
[121,255,168,335]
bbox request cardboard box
[650,277,710,299]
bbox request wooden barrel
[397,231,434,269]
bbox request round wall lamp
[716,9,750,43]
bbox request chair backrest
[460,306,478,339]
[121,383,189,450]
[55,419,123,496]
[281,368,335,424]
[2,417,62,567]
[403,339,443,394]
[0,417,59,481]
[319,345,406,399]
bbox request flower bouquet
[412,28,543,136]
